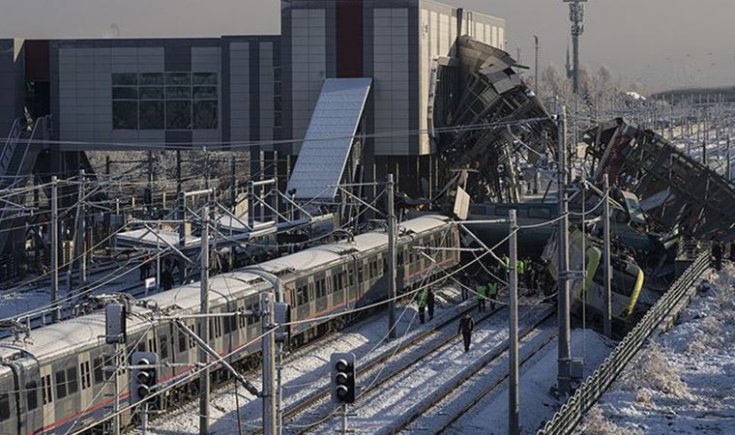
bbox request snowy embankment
[576,264,735,435]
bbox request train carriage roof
[0,215,452,363]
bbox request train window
[137,342,146,353]
[26,381,38,410]
[67,367,78,395]
[190,323,198,349]
[348,268,354,286]
[316,279,326,299]
[0,392,9,422]
[397,251,404,265]
[55,370,67,399]
[296,286,309,306]
[42,375,52,404]
[224,315,232,334]
[80,362,90,390]
[382,258,387,274]
[240,305,248,328]
[94,357,104,384]
[216,318,222,338]
[247,304,258,325]
[332,274,338,293]
[148,338,157,354]
[178,330,188,353]
[160,335,169,359]
[358,265,364,283]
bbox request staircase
[0,116,49,258]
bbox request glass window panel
[93,357,104,384]
[166,72,191,85]
[112,73,137,86]
[166,100,192,129]
[67,367,78,394]
[193,86,217,99]
[139,87,164,99]
[193,72,218,85]
[0,393,8,422]
[166,86,192,99]
[112,87,137,100]
[112,101,138,129]
[139,73,164,85]
[55,370,67,399]
[139,101,164,129]
[26,382,38,410]
[193,100,218,129]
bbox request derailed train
[0,215,459,434]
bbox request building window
[112,71,218,131]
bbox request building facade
[0,0,505,197]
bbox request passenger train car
[0,215,459,434]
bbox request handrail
[537,252,710,435]
[0,117,22,174]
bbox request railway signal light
[330,352,356,404]
[130,351,158,405]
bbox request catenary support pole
[727,134,731,181]
[51,176,59,323]
[603,174,612,338]
[557,103,572,396]
[112,342,121,435]
[262,292,277,435]
[199,206,210,435]
[508,209,520,435]
[79,169,88,287]
[231,154,237,212]
[386,174,397,338]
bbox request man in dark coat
[713,242,723,271]
[417,289,427,324]
[161,266,174,291]
[458,313,475,353]
[427,288,436,321]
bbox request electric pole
[199,205,210,435]
[563,0,587,94]
[557,103,572,396]
[386,174,397,339]
[51,175,59,323]
[727,134,731,180]
[534,35,540,96]
[602,174,612,338]
[261,292,277,435]
[508,209,520,435]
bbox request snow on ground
[445,328,614,434]
[137,286,474,434]
[308,304,553,434]
[575,264,735,435]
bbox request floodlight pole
[564,0,587,94]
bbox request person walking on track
[417,289,427,324]
[458,313,475,353]
[476,281,487,312]
[427,288,436,320]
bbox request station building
[0,0,505,198]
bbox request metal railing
[537,251,711,435]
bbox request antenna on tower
[563,0,588,93]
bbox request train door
[0,366,18,435]
[39,362,54,431]
[15,358,42,434]
[314,271,328,315]
[74,350,94,422]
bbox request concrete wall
[0,39,25,137]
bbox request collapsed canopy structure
[432,36,557,203]
[586,118,735,243]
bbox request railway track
[284,304,554,434]
[396,320,557,434]
[132,289,496,434]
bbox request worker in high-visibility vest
[487,281,498,310]
[476,282,487,312]
[517,258,525,288]
[417,289,428,324]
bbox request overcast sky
[0,0,732,92]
